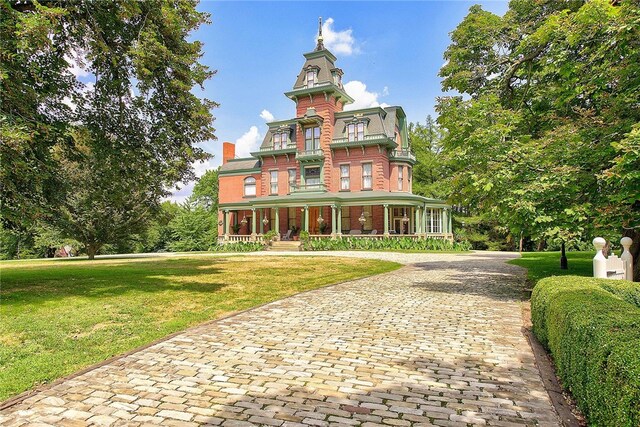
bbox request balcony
[390,149,416,163]
[289,183,327,193]
[331,133,396,150]
[252,143,297,157]
[296,148,324,162]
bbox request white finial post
[620,237,634,281]
[593,237,607,279]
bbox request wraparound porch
[217,192,453,243]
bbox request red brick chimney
[222,142,235,165]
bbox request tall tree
[409,116,447,199]
[437,0,640,278]
[2,1,217,258]
[1,2,71,229]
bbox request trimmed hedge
[531,276,640,426]
[302,236,471,252]
[209,241,265,252]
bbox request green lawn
[509,251,594,284]
[0,255,400,401]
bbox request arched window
[244,177,256,197]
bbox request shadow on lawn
[0,258,232,306]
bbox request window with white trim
[362,163,372,190]
[340,164,350,190]
[287,169,296,193]
[347,122,365,142]
[273,133,282,150]
[398,166,404,191]
[306,70,316,88]
[244,177,256,197]
[432,209,442,233]
[269,170,278,195]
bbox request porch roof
[219,191,448,210]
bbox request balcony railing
[390,149,416,162]
[259,143,296,152]
[289,183,327,193]
[332,133,390,144]
[296,148,324,161]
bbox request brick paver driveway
[1,251,559,426]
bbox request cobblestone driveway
[1,252,559,426]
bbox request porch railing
[390,149,416,162]
[305,233,453,241]
[259,143,296,152]
[331,133,390,144]
[290,183,327,193]
[218,235,265,244]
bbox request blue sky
[171,1,508,201]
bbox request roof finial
[315,16,324,51]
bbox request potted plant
[319,222,328,235]
[231,224,241,235]
[291,225,300,241]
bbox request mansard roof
[293,49,341,89]
[259,122,298,149]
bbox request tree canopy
[1,0,217,258]
[436,0,639,274]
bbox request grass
[508,251,594,284]
[0,255,400,401]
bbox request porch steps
[269,241,302,252]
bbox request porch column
[383,204,389,237]
[336,205,342,238]
[331,205,337,238]
[410,207,414,235]
[448,209,453,234]
[415,207,422,236]
[304,205,309,232]
[224,210,230,240]
[423,204,428,235]
[251,208,257,240]
[431,208,434,234]
[259,208,264,234]
[274,208,280,235]
[442,208,448,235]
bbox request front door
[309,207,319,234]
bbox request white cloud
[166,158,217,203]
[235,126,262,158]
[382,86,389,97]
[64,50,90,78]
[260,109,274,122]
[318,18,357,56]
[343,80,390,111]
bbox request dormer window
[347,122,365,142]
[306,70,316,88]
[272,130,288,150]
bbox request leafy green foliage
[210,241,265,252]
[531,277,640,426]
[409,116,448,199]
[437,0,640,260]
[167,200,216,252]
[1,1,217,257]
[303,237,471,252]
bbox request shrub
[209,241,265,252]
[263,230,277,243]
[531,276,640,426]
[302,237,471,252]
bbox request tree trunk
[623,229,640,282]
[86,243,100,260]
